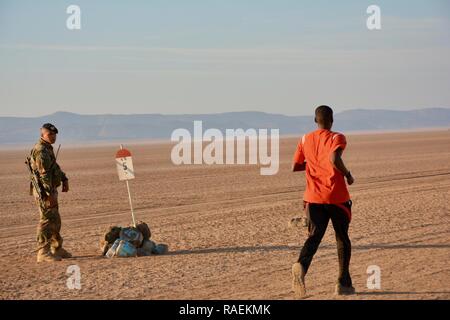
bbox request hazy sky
[1,0,449,117]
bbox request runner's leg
[329,202,353,287]
[298,203,330,274]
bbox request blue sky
[1,0,449,116]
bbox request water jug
[105,239,121,258]
[115,240,137,257]
[153,243,169,255]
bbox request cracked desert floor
[0,130,449,299]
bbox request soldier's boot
[52,247,72,259]
[37,245,62,262]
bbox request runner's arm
[292,138,306,172]
[292,162,306,172]
[330,148,354,184]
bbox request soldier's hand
[62,180,69,192]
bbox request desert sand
[0,130,449,300]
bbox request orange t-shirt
[293,128,350,204]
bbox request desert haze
[1,108,449,144]
[0,130,449,299]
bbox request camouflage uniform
[30,138,68,253]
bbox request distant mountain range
[0,108,449,145]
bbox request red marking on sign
[116,149,132,158]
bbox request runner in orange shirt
[291,105,355,298]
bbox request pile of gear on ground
[100,221,168,258]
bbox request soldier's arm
[34,149,54,195]
[55,163,68,182]
[55,162,69,192]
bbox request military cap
[42,123,58,134]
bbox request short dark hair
[315,105,333,125]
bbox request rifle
[25,156,47,207]
[55,144,61,160]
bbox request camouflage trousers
[34,190,63,250]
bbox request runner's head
[314,105,333,129]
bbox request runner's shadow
[353,243,450,250]
[167,243,450,256]
[167,245,298,256]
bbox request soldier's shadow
[66,254,104,260]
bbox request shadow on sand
[357,291,450,296]
[167,243,449,256]
[66,243,448,260]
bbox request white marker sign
[115,145,137,227]
[116,148,135,181]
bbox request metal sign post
[115,144,136,227]
[125,179,136,227]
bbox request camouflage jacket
[30,138,67,194]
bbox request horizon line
[1,107,449,119]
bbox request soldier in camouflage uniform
[30,123,71,262]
